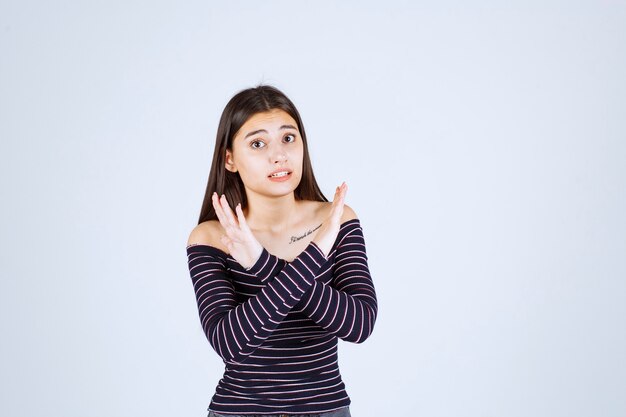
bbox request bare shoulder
[314,200,358,224]
[186,220,228,252]
[341,203,359,223]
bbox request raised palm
[212,192,263,269]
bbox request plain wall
[1,1,625,416]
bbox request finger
[235,203,252,234]
[212,192,229,227]
[336,187,346,210]
[213,193,236,237]
[340,183,348,206]
[219,194,240,229]
[222,196,248,243]
[213,193,240,239]
[329,183,346,220]
[332,182,346,205]
[333,184,341,202]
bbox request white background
[1,1,625,416]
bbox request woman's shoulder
[312,200,359,224]
[186,220,229,253]
[341,203,358,223]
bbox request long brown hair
[196,84,328,225]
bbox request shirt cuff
[244,247,271,275]
[304,241,328,271]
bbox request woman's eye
[250,135,295,149]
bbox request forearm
[297,275,377,343]
[188,241,327,364]
[297,224,378,343]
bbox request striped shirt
[186,218,378,414]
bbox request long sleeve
[296,221,378,343]
[186,240,327,364]
[241,246,285,282]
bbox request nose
[271,148,288,164]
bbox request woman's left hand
[212,192,264,269]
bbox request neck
[243,190,301,234]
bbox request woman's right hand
[212,192,264,270]
[312,181,348,258]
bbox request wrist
[310,239,329,259]
[245,246,264,271]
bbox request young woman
[186,85,378,417]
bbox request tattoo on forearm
[290,223,322,244]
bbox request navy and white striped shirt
[186,218,377,414]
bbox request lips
[268,170,292,182]
[268,169,292,177]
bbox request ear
[225,149,238,173]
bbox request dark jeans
[208,406,352,417]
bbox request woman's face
[226,108,304,198]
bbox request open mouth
[268,171,292,178]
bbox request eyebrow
[244,124,298,140]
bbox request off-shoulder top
[185,218,378,414]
